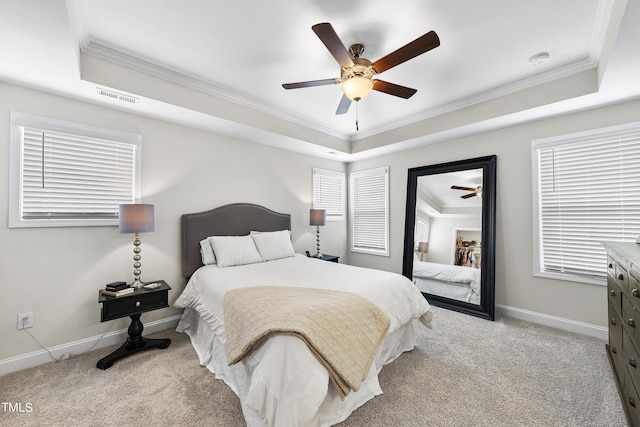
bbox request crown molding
[351,57,597,141]
[81,40,350,141]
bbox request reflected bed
[412,259,481,304]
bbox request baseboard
[0,315,182,377]
[496,304,607,340]
[2,307,606,376]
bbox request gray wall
[2,79,639,362]
[0,83,347,360]
[348,97,640,328]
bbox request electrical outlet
[17,312,33,330]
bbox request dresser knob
[630,358,637,368]
[612,346,618,354]
[611,290,616,296]
[634,288,640,298]
[619,274,625,281]
[136,301,141,307]
[629,319,636,328]
[631,396,637,408]
[611,318,617,326]
[609,263,614,269]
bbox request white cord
[21,320,118,361]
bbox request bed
[174,203,432,427]
[412,257,481,304]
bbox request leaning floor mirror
[402,155,496,320]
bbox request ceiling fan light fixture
[341,76,373,101]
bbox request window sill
[533,270,605,286]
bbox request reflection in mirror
[403,156,496,320]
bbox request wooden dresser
[604,242,640,426]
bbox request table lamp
[310,209,326,258]
[119,204,154,288]
[418,241,429,261]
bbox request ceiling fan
[282,23,440,115]
[451,185,483,199]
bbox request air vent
[97,88,139,104]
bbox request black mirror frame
[402,155,496,321]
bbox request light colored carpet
[0,306,627,426]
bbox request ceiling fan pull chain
[356,102,359,131]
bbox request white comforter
[413,260,481,294]
[174,254,431,427]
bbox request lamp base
[131,279,145,289]
[314,226,322,259]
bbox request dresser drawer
[624,328,640,396]
[624,295,640,344]
[608,255,618,279]
[609,279,624,319]
[609,301,623,351]
[616,262,630,294]
[609,302,625,386]
[624,365,640,427]
[629,274,640,304]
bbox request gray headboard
[181,203,291,279]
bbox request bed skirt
[176,307,417,427]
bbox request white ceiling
[417,169,483,218]
[1,0,638,161]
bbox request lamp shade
[119,204,154,233]
[418,242,429,253]
[310,209,326,226]
[341,76,374,101]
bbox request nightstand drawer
[100,282,170,322]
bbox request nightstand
[96,280,171,370]
[320,254,339,263]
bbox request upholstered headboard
[181,203,291,279]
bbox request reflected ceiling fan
[451,185,483,199]
[282,23,440,116]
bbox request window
[350,166,389,256]
[532,121,640,284]
[312,168,345,221]
[9,112,142,228]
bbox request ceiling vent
[97,88,139,104]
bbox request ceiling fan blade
[451,185,477,192]
[372,80,417,99]
[372,31,440,74]
[312,23,354,68]
[461,193,477,199]
[335,94,352,115]
[282,78,341,90]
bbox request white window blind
[313,168,345,220]
[350,166,389,256]
[9,112,141,228]
[532,122,640,283]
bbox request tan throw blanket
[224,286,391,400]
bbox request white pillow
[250,230,295,261]
[208,235,262,268]
[200,239,217,265]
